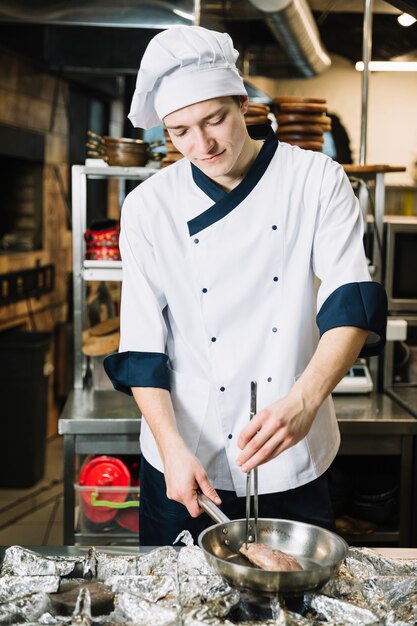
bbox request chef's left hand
[236,390,315,473]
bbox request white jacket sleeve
[104,191,170,394]
[313,159,387,356]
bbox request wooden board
[342,164,406,174]
[273,96,326,104]
[276,102,328,114]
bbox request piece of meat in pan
[239,542,302,572]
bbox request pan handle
[197,494,231,524]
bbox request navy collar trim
[188,125,278,237]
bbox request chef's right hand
[163,444,222,517]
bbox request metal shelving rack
[59,163,158,545]
[71,164,158,389]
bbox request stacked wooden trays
[274,97,331,152]
[162,128,184,167]
[244,102,271,126]
[82,317,120,357]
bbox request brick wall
[0,47,72,435]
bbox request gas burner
[229,599,275,622]
[228,590,310,621]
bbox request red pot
[79,456,130,525]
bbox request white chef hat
[128,25,247,129]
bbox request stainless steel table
[59,389,417,546]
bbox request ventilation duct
[0,0,330,79]
[248,0,331,77]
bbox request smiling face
[164,96,256,189]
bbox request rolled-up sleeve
[313,160,387,356]
[104,192,170,395]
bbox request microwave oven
[384,216,417,313]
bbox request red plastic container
[79,456,131,525]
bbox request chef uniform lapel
[188,125,278,236]
[183,125,282,492]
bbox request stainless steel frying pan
[197,494,348,596]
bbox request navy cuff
[317,281,387,357]
[103,351,170,395]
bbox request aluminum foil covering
[82,548,98,579]
[26,617,66,625]
[96,546,177,580]
[0,591,51,624]
[1,546,83,578]
[68,587,92,626]
[1,545,417,625]
[174,530,194,547]
[321,563,387,619]
[262,599,312,626]
[105,574,178,605]
[373,577,417,625]
[309,594,383,624]
[177,546,217,577]
[347,547,417,576]
[0,575,60,603]
[305,547,417,625]
[24,588,94,626]
[176,544,242,619]
[114,592,179,625]
[182,605,236,625]
[179,575,239,617]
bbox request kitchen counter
[59,388,140,435]
[59,387,417,435]
[334,391,417,434]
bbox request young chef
[105,25,387,545]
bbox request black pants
[139,456,336,546]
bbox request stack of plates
[274,97,331,151]
[162,128,183,167]
[244,102,271,126]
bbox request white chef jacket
[105,126,387,497]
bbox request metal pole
[194,0,201,25]
[360,0,374,165]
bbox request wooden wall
[0,47,72,436]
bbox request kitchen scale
[332,363,373,394]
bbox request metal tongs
[245,381,258,548]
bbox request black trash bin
[0,330,51,488]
